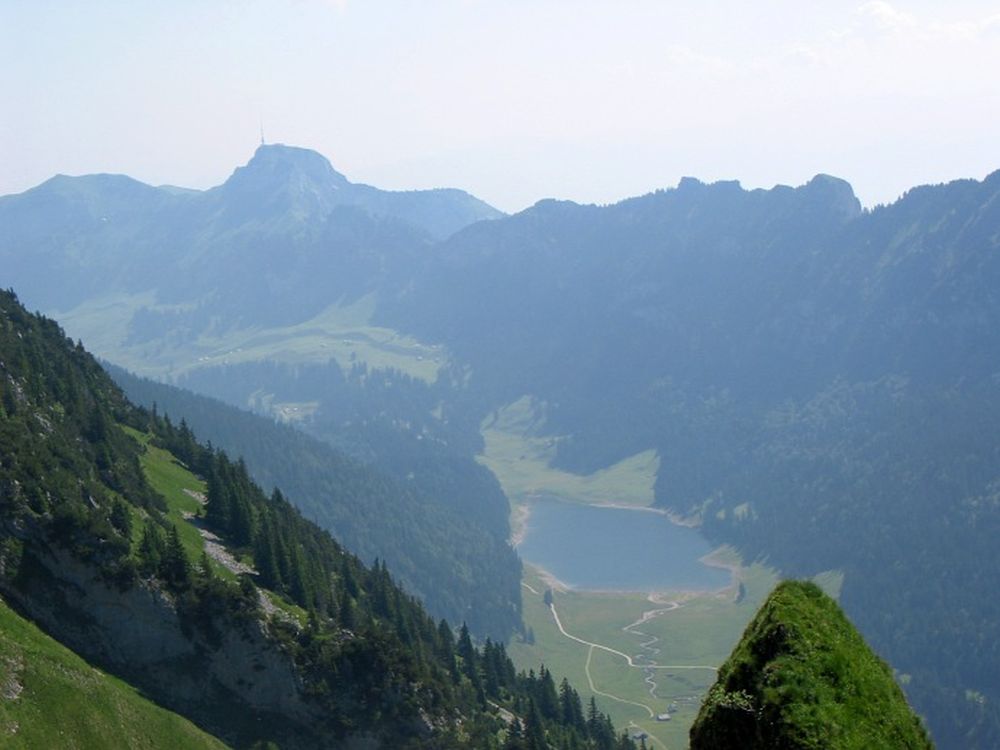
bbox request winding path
[521,582,718,749]
[546,596,719,749]
[583,644,656,717]
[548,602,718,672]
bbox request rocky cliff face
[4,534,326,747]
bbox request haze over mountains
[3,144,1000,747]
[0,144,500,320]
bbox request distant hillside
[690,581,932,749]
[220,143,503,240]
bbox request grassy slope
[0,598,229,750]
[479,396,660,509]
[140,445,215,558]
[126,426,307,624]
[120,426,221,564]
[690,580,932,750]
[57,292,445,386]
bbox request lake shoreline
[524,557,736,597]
[588,500,700,529]
[514,497,733,593]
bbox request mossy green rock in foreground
[690,581,933,749]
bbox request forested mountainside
[108,364,521,640]
[689,581,932,750]
[375,170,1000,748]
[0,289,631,749]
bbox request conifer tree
[109,499,132,539]
[524,698,547,750]
[137,523,165,576]
[537,664,560,720]
[503,717,526,750]
[160,525,190,589]
[559,677,585,731]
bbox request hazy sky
[2,1,999,212]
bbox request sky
[2,1,999,213]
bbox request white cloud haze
[1,1,998,212]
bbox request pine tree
[339,590,356,630]
[457,622,476,677]
[109,499,132,539]
[559,677,585,731]
[204,464,232,531]
[436,619,460,683]
[524,699,547,750]
[457,621,485,703]
[160,525,191,589]
[483,639,502,698]
[137,523,165,576]
[253,522,283,592]
[198,550,215,580]
[503,717,526,750]
[288,542,312,609]
[537,665,560,720]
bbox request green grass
[124,426,312,622]
[479,396,660,508]
[261,590,309,627]
[122,426,235,581]
[59,292,446,385]
[690,581,933,750]
[0,597,229,749]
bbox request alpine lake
[515,496,730,592]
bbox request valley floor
[509,560,778,750]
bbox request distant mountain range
[0,143,500,319]
[2,145,999,747]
